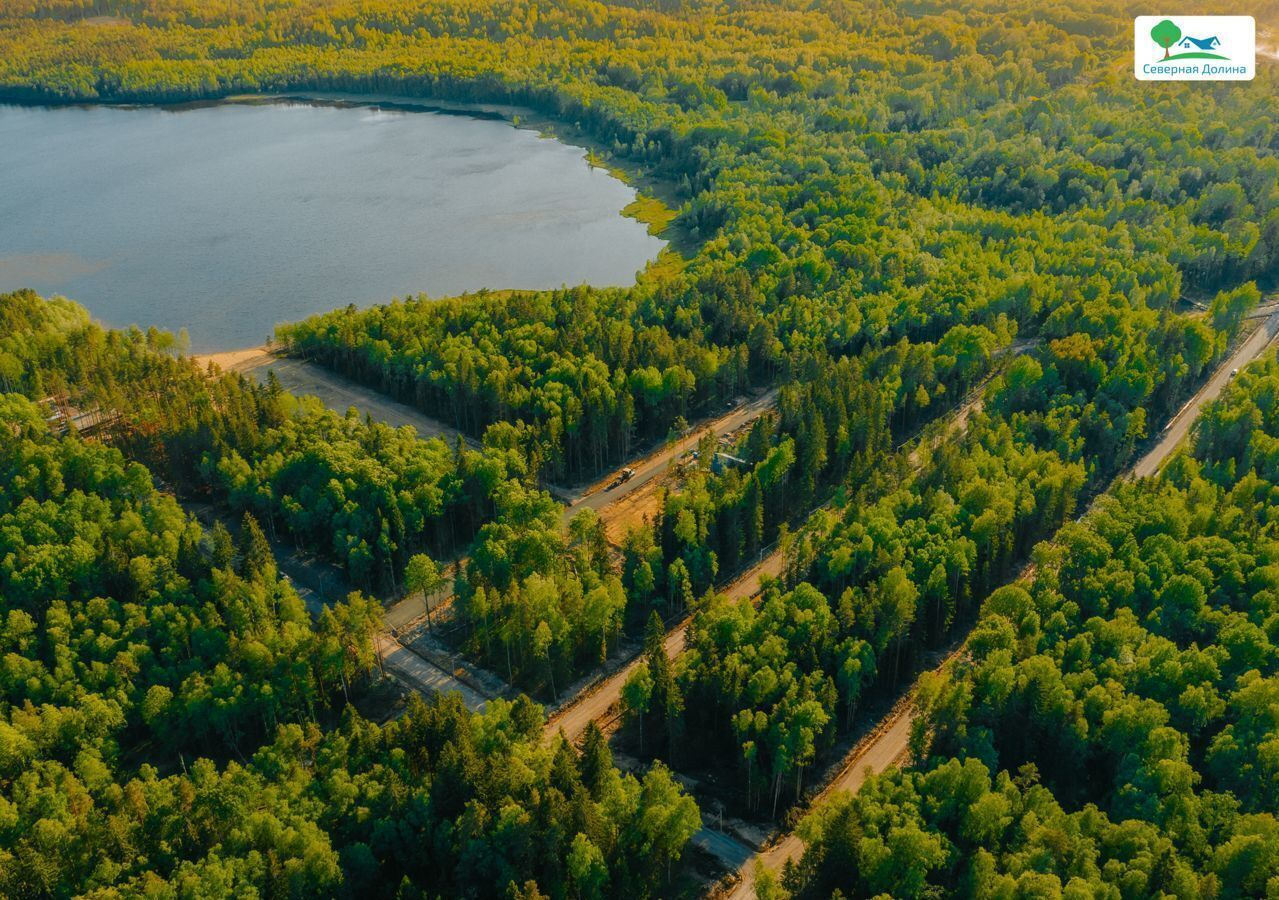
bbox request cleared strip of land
[559,387,780,524]
[721,316,1279,899]
[194,346,474,445]
[374,632,490,712]
[1133,309,1279,479]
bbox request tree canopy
[787,352,1279,898]
[1,0,1276,893]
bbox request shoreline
[0,89,697,268]
[191,344,273,372]
[0,90,698,351]
[233,91,697,263]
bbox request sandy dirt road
[1133,310,1279,479]
[194,346,475,445]
[721,315,1279,898]
[560,388,780,524]
[544,547,786,744]
[722,711,915,899]
[539,548,786,875]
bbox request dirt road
[904,337,1040,468]
[561,388,780,525]
[538,549,784,872]
[375,632,490,712]
[720,316,1279,898]
[723,711,915,899]
[193,346,475,446]
[529,548,787,877]
[1133,310,1279,479]
[545,547,786,744]
[534,552,782,874]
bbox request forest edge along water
[245,91,693,246]
[225,91,698,317]
[0,94,682,351]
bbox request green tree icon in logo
[1151,19,1182,58]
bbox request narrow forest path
[723,710,916,899]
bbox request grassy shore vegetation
[2,0,1279,896]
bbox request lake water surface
[0,100,665,350]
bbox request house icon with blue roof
[1178,35,1221,50]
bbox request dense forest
[1,289,519,590]
[2,0,1278,896]
[783,353,1279,898]
[3,288,651,695]
[661,273,1246,816]
[0,320,702,896]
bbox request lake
[0,100,666,350]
